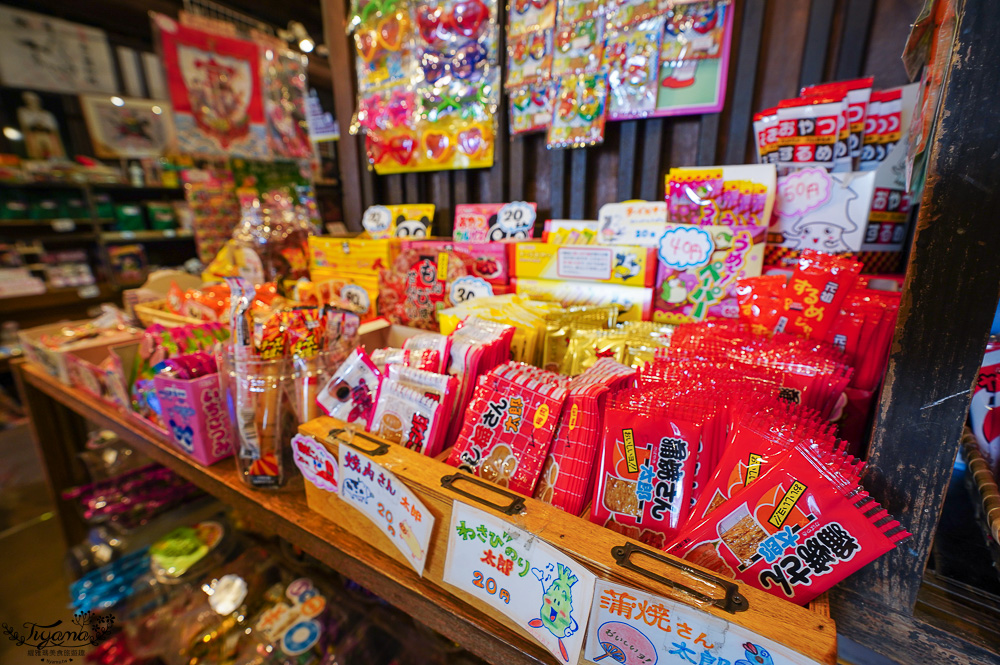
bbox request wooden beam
[549,148,567,220]
[569,149,588,219]
[835,0,875,80]
[639,118,664,201]
[509,137,526,201]
[617,121,638,200]
[838,0,1000,612]
[722,0,766,165]
[697,113,720,166]
[321,0,365,226]
[799,0,836,89]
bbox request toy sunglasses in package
[666,444,909,605]
[506,28,553,89]
[509,0,556,37]
[548,72,608,148]
[604,16,665,120]
[448,362,568,495]
[510,81,555,134]
[551,17,604,76]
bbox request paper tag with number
[444,502,596,664]
[339,444,434,575]
[450,276,494,304]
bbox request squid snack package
[386,364,458,456]
[316,348,381,428]
[403,332,453,373]
[591,389,711,548]
[370,347,441,373]
[448,362,568,495]
[369,379,442,455]
[667,444,909,605]
[692,401,847,522]
[534,358,637,515]
[777,249,862,341]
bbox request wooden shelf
[15,363,841,665]
[101,229,194,243]
[0,283,117,315]
[15,362,558,665]
[0,218,113,228]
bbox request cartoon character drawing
[527,563,579,662]
[342,478,373,504]
[735,642,774,665]
[398,520,424,560]
[169,420,195,452]
[613,252,641,281]
[486,214,530,241]
[660,276,688,304]
[784,220,856,253]
[394,215,429,238]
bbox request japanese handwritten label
[445,502,596,664]
[292,434,339,493]
[339,444,434,575]
[585,580,824,665]
[597,201,668,247]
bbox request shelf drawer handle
[611,542,749,614]
[327,427,390,457]
[440,473,526,516]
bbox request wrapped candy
[317,348,382,428]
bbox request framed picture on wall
[79,95,176,159]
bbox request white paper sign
[291,433,338,493]
[597,201,668,247]
[769,169,875,254]
[339,445,433,575]
[557,246,613,280]
[444,502,596,664]
[585,580,823,665]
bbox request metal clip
[611,542,749,613]
[327,427,390,457]
[440,474,526,515]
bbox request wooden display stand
[15,361,835,665]
[298,417,836,664]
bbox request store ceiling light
[151,105,163,115]
[298,37,314,53]
[2,126,22,140]
[288,21,315,54]
[110,96,125,107]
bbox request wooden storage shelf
[0,283,117,314]
[15,361,837,665]
[101,229,194,243]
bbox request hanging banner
[585,580,823,665]
[152,13,270,159]
[444,502,596,664]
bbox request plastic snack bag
[604,16,664,120]
[317,348,381,427]
[666,445,909,605]
[370,379,442,454]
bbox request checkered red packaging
[370,347,441,373]
[448,362,568,495]
[534,359,638,516]
[369,379,442,455]
[666,444,909,605]
[386,365,459,457]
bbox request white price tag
[449,276,493,304]
[496,201,536,236]
[444,502,596,664]
[51,218,76,232]
[77,285,100,299]
[163,228,177,237]
[585,580,824,665]
[339,444,434,575]
[596,201,667,246]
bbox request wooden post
[839,0,1000,613]
[321,0,365,226]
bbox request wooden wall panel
[324,0,919,224]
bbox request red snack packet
[590,390,709,548]
[534,358,637,516]
[802,77,873,160]
[448,363,568,495]
[776,95,843,170]
[666,445,909,605]
[371,347,441,373]
[735,275,787,336]
[370,379,442,455]
[778,250,861,341]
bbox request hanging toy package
[604,16,665,120]
[547,72,608,148]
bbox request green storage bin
[63,192,88,219]
[114,204,145,231]
[0,188,29,219]
[31,193,63,219]
[93,193,114,219]
[146,201,176,230]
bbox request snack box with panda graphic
[398,239,515,286]
[453,202,537,243]
[512,242,658,288]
